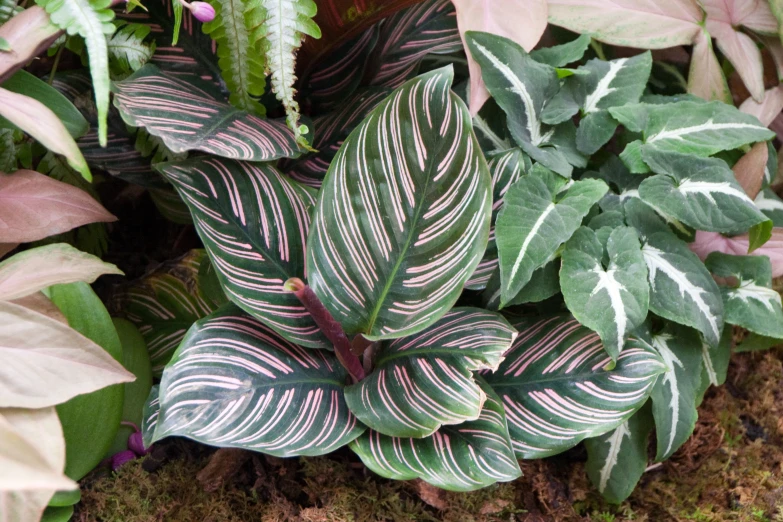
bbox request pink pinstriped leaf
[306,66,492,341]
[145,306,365,456]
[484,314,666,459]
[350,379,520,491]
[112,65,304,162]
[344,308,516,438]
[157,157,329,349]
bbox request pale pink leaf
[732,141,769,199]
[739,84,783,126]
[547,0,702,49]
[0,300,134,409]
[688,30,732,103]
[708,20,766,101]
[700,0,778,34]
[0,169,116,244]
[762,37,783,80]
[691,228,783,276]
[0,243,122,301]
[452,0,548,114]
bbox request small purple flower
[181,0,215,22]
[111,450,137,471]
[128,431,149,456]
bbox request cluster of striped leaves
[137,26,783,501]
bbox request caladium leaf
[147,306,365,456]
[585,403,654,504]
[625,199,724,347]
[344,308,516,438]
[156,158,329,349]
[465,31,576,177]
[705,252,783,339]
[610,101,775,167]
[484,314,666,458]
[350,379,521,492]
[495,172,608,307]
[465,148,530,290]
[755,189,783,226]
[115,250,218,376]
[687,30,731,104]
[530,34,591,68]
[569,53,652,155]
[638,151,769,234]
[306,67,492,340]
[648,324,702,461]
[560,226,649,360]
[113,65,304,161]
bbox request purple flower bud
[128,431,149,456]
[111,450,137,471]
[187,1,215,22]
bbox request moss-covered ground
[74,347,783,522]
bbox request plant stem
[284,278,365,382]
[48,40,66,85]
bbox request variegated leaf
[585,403,653,504]
[344,308,516,438]
[465,148,530,290]
[113,65,304,161]
[560,226,649,359]
[755,188,783,227]
[306,67,492,340]
[639,151,769,234]
[648,323,702,461]
[697,329,731,404]
[350,379,521,492]
[495,170,608,306]
[114,250,217,376]
[625,199,724,347]
[157,157,329,349]
[529,34,591,68]
[705,252,783,339]
[147,306,365,456]
[484,314,666,459]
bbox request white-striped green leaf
[464,31,579,177]
[481,261,561,310]
[350,379,521,492]
[306,67,492,341]
[585,403,653,504]
[496,172,608,307]
[344,308,516,438]
[755,188,783,227]
[465,148,530,290]
[648,323,702,461]
[625,199,724,347]
[705,252,783,339]
[530,34,591,68]
[157,157,329,349]
[115,250,217,376]
[146,306,365,456]
[484,314,666,459]
[610,100,774,166]
[560,226,649,359]
[112,65,304,161]
[697,329,731,405]
[639,151,769,234]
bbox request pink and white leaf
[688,30,732,103]
[708,20,766,101]
[739,85,783,126]
[690,228,783,277]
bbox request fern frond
[202,0,266,114]
[0,0,19,23]
[108,21,156,78]
[253,0,320,146]
[35,0,115,146]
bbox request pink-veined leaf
[0,244,122,301]
[547,0,702,49]
[691,228,783,277]
[0,170,116,244]
[688,29,732,103]
[707,19,766,101]
[739,85,783,126]
[701,0,778,34]
[732,141,769,199]
[0,6,61,84]
[451,0,547,114]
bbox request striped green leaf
[112,65,304,162]
[495,171,608,307]
[755,188,783,227]
[560,226,649,359]
[146,306,365,456]
[157,157,329,349]
[350,379,521,491]
[306,67,492,340]
[116,249,217,376]
[484,314,666,459]
[344,308,516,438]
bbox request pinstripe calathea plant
[132,25,783,504]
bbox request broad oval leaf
[350,379,521,492]
[113,65,304,162]
[344,308,516,438]
[306,66,492,340]
[148,306,365,457]
[157,158,329,349]
[484,314,666,459]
